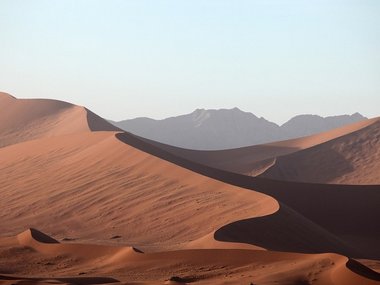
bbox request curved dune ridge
[1,92,380,284]
[0,127,372,258]
[0,92,119,148]
[258,118,380,184]
[1,229,379,285]
[0,130,281,248]
[114,130,380,258]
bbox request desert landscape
[0,91,380,285]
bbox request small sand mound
[17,228,58,247]
[165,276,190,285]
[29,228,59,244]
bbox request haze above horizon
[1,0,379,124]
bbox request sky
[0,0,379,124]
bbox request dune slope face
[259,118,380,184]
[0,131,280,247]
[0,92,118,148]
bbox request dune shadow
[214,204,356,256]
[86,109,122,132]
[346,259,380,281]
[260,144,356,183]
[29,228,59,244]
[115,132,380,259]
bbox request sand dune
[0,131,278,249]
[259,118,380,184]
[1,130,355,257]
[115,132,380,259]
[1,93,380,284]
[1,229,379,285]
[0,92,118,148]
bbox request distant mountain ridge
[110,108,367,150]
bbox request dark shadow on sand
[115,132,380,259]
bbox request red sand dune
[0,93,379,284]
[115,132,380,259]
[258,118,380,184]
[0,229,379,285]
[0,130,279,249]
[0,92,118,148]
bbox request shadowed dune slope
[1,229,379,285]
[139,118,377,175]
[116,132,380,259]
[259,118,380,184]
[0,92,119,148]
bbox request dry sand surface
[0,130,277,248]
[258,118,380,184]
[0,92,118,148]
[1,229,379,285]
[0,93,379,284]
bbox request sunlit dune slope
[0,130,278,249]
[0,93,359,256]
[0,229,379,285]
[0,92,118,148]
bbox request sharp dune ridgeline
[0,92,379,285]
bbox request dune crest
[17,228,59,246]
[0,93,119,148]
[0,91,16,101]
[259,118,380,184]
[0,131,279,249]
[114,132,380,259]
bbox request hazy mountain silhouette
[280,112,367,140]
[111,109,367,150]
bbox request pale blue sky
[1,0,379,123]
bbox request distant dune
[0,92,379,284]
[259,118,380,184]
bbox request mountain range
[111,108,367,150]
